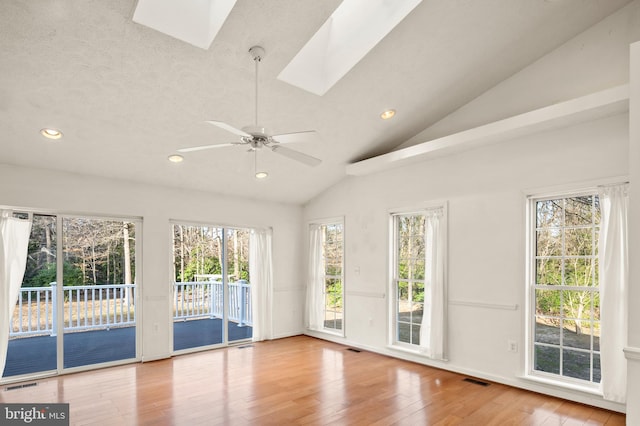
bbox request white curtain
[249,228,273,342]
[306,224,324,331]
[598,184,628,403]
[0,211,33,376]
[419,209,445,360]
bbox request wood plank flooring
[0,336,625,425]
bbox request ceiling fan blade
[271,145,321,167]
[205,120,252,137]
[177,142,237,153]
[272,130,318,144]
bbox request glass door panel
[172,225,224,351]
[172,224,253,351]
[62,217,136,368]
[226,228,252,343]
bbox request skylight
[277,0,422,96]
[133,0,237,50]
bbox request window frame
[308,217,345,337]
[388,203,447,356]
[169,220,254,351]
[526,190,602,389]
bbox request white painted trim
[308,216,345,226]
[346,290,385,298]
[0,371,56,386]
[449,300,518,311]
[523,175,628,199]
[624,346,640,361]
[169,218,261,233]
[272,331,304,340]
[347,85,629,176]
[141,354,171,363]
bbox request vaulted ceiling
[0,0,632,204]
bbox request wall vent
[5,382,37,391]
[463,378,490,386]
[346,348,361,353]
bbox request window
[390,207,445,359]
[392,213,425,347]
[529,194,601,385]
[306,220,344,334]
[321,223,344,331]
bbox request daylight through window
[530,194,601,385]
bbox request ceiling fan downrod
[249,46,265,127]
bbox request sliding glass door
[172,223,252,352]
[2,213,139,380]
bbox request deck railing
[10,280,251,338]
[173,280,252,326]
[10,282,136,337]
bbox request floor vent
[5,382,37,391]
[346,348,361,353]
[237,344,254,349]
[463,378,490,387]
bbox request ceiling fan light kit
[178,45,322,177]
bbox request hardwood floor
[0,336,625,425]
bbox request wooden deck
[3,319,252,378]
[0,336,624,425]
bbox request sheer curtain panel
[419,208,446,360]
[598,184,628,403]
[249,228,273,342]
[0,211,32,376]
[306,224,324,331]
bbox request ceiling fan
[178,46,322,174]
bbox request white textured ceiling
[0,0,632,204]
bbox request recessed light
[255,171,268,179]
[168,154,184,163]
[380,109,396,120]
[40,128,63,139]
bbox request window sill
[307,328,345,338]
[520,374,602,397]
[386,344,448,362]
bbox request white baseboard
[141,354,170,363]
[272,331,304,340]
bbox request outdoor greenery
[22,215,135,288]
[395,214,427,345]
[534,195,601,383]
[320,223,344,330]
[173,225,250,283]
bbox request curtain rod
[597,181,629,188]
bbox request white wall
[302,2,639,412]
[303,113,628,411]
[0,164,304,361]
[625,40,640,425]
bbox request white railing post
[50,282,57,337]
[238,280,246,327]
[209,282,215,318]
